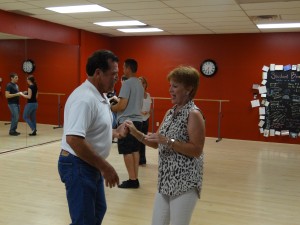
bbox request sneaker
[118,179,139,189]
[9,131,20,136]
[29,129,37,136]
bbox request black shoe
[9,131,20,136]
[118,179,139,189]
[139,161,146,166]
[29,129,37,136]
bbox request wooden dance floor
[0,138,299,225]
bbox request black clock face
[200,59,217,77]
[22,59,35,74]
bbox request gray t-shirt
[117,77,144,123]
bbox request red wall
[0,9,299,144]
[111,34,300,144]
[79,30,113,83]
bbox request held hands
[116,123,128,138]
[124,120,138,134]
[124,120,167,145]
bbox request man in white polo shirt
[58,50,128,225]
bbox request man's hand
[101,163,120,188]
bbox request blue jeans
[58,151,107,225]
[8,104,20,133]
[23,102,38,131]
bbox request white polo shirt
[61,80,113,159]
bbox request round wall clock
[22,59,35,74]
[200,59,217,77]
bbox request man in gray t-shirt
[111,58,144,188]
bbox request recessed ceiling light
[46,4,110,13]
[118,28,163,33]
[257,23,300,29]
[94,21,146,27]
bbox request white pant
[151,188,198,225]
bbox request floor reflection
[0,121,62,153]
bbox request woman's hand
[124,120,137,134]
[116,123,128,138]
[144,133,167,145]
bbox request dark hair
[124,58,138,73]
[167,66,200,99]
[27,75,36,85]
[86,50,119,76]
[10,72,18,79]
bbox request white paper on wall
[262,65,269,72]
[259,86,267,94]
[264,129,270,137]
[251,99,260,108]
[259,107,265,115]
[258,120,265,127]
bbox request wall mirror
[0,32,79,153]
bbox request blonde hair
[167,66,200,99]
[138,76,148,89]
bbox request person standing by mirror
[5,72,21,136]
[20,75,38,136]
[138,76,152,166]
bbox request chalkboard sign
[264,68,300,137]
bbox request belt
[60,149,70,156]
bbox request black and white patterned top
[158,100,204,197]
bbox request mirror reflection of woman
[20,75,38,136]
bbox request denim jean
[8,104,20,133]
[58,152,107,225]
[23,102,38,131]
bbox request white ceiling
[1,0,300,38]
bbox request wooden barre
[150,97,230,142]
[39,92,65,96]
[152,97,229,102]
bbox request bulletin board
[251,64,300,138]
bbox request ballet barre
[39,92,65,129]
[150,97,230,142]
